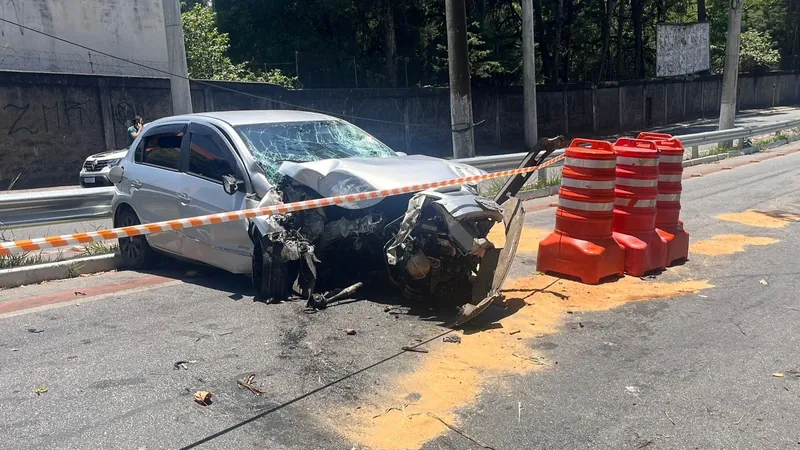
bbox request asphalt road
[2,142,800,449]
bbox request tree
[181,3,297,87]
[738,29,781,71]
[205,0,799,87]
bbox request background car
[79,149,128,187]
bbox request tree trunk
[562,0,575,82]
[616,0,625,79]
[632,0,644,79]
[791,0,800,69]
[552,0,564,82]
[600,0,615,81]
[534,0,552,81]
[383,0,397,87]
[698,0,708,22]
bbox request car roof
[153,110,338,127]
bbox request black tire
[252,239,290,303]
[116,206,157,270]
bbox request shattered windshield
[234,120,397,181]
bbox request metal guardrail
[0,187,114,229]
[462,117,800,171]
[1,117,799,230]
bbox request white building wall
[0,0,168,77]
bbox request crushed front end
[247,180,524,325]
[384,185,524,324]
[243,135,568,325]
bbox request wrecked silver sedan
[109,111,534,324]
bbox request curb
[517,185,560,201]
[0,253,120,289]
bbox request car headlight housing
[107,159,122,167]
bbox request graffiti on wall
[2,100,102,136]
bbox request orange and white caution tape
[0,155,566,257]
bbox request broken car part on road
[247,136,565,325]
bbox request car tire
[115,206,157,270]
[252,239,290,303]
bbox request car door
[128,122,188,255]
[177,122,253,274]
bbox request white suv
[79,149,129,187]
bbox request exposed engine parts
[244,135,567,324]
[247,179,521,325]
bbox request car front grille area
[83,160,108,172]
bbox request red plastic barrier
[538,139,625,284]
[637,132,690,265]
[611,138,668,276]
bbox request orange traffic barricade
[637,132,690,265]
[537,138,625,284]
[611,138,668,276]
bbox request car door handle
[130,179,142,189]
[177,193,191,203]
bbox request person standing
[127,116,144,145]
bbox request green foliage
[200,0,798,88]
[181,4,298,88]
[739,30,781,72]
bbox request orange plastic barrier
[538,139,625,284]
[611,138,668,276]
[637,132,690,265]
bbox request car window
[187,132,237,183]
[135,131,183,171]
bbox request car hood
[278,155,484,209]
[87,149,128,160]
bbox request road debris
[759,279,768,286]
[27,328,44,334]
[508,330,521,335]
[443,335,461,344]
[512,353,545,365]
[307,282,364,310]
[173,360,198,370]
[218,331,234,336]
[410,412,496,449]
[33,386,48,396]
[344,329,357,335]
[194,391,214,406]
[237,374,266,395]
[773,372,785,377]
[74,291,86,296]
[518,402,522,423]
[664,411,677,425]
[401,346,429,353]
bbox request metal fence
[1,117,799,230]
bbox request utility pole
[522,0,539,148]
[162,0,193,115]
[445,0,475,158]
[719,0,743,133]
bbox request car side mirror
[222,175,240,195]
[108,166,124,184]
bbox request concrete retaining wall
[0,70,798,189]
